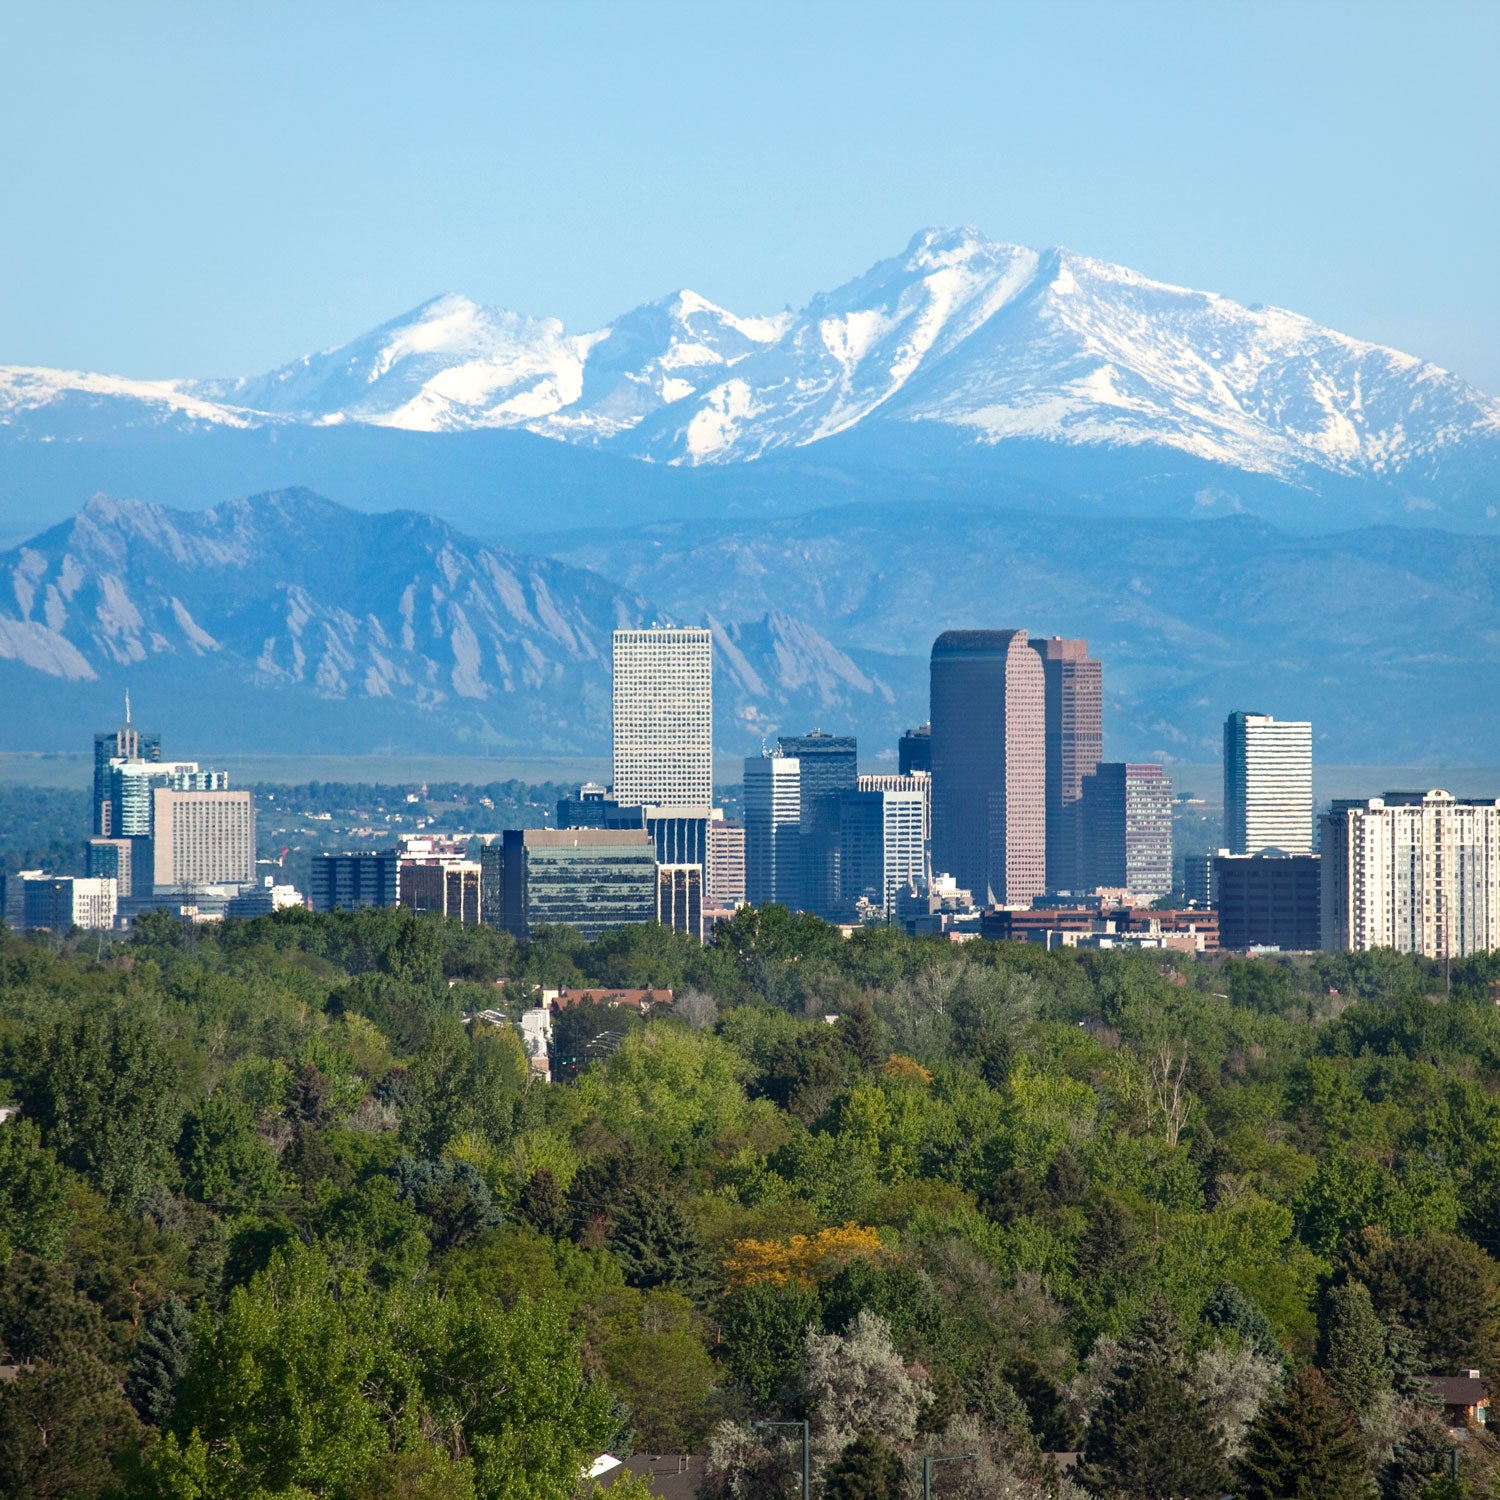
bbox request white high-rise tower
[1223,711,1313,855]
[611,627,714,807]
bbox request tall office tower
[1223,711,1313,855]
[1028,637,1103,891]
[499,828,656,940]
[899,724,932,775]
[151,789,255,890]
[1076,763,1174,897]
[556,783,611,828]
[929,630,1045,906]
[707,816,746,908]
[93,696,161,835]
[1214,853,1321,951]
[859,771,932,847]
[479,843,504,923]
[840,789,926,919]
[612,627,714,807]
[777,731,858,919]
[657,864,705,942]
[1321,791,1500,958]
[743,754,801,908]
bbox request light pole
[751,1419,809,1500]
[923,1451,978,1500]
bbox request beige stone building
[1320,790,1500,958]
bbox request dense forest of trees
[3,905,1500,1498]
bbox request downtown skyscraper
[611,627,714,807]
[1029,636,1103,891]
[1224,711,1313,855]
[930,629,1045,905]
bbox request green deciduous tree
[17,1008,182,1208]
[0,1118,73,1261]
[1236,1365,1375,1500]
[720,1279,820,1409]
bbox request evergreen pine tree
[1320,1281,1392,1418]
[609,1190,709,1295]
[1383,1320,1441,1406]
[838,999,886,1072]
[1076,1295,1227,1500]
[125,1294,195,1426]
[822,1431,906,1500]
[1203,1280,1282,1359]
[516,1166,567,1237]
[1237,1365,1375,1500]
[1378,1410,1454,1500]
[1075,1361,1229,1499]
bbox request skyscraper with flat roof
[778,730,858,919]
[743,754,801,908]
[1029,637,1103,891]
[151,788,255,890]
[1321,791,1500,959]
[898,725,931,775]
[930,630,1045,906]
[612,627,713,807]
[1077,763,1173,897]
[1224,712,1313,855]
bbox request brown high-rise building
[1029,636,1103,892]
[930,630,1045,905]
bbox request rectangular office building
[310,851,400,911]
[1224,712,1313,855]
[23,875,118,932]
[1214,853,1321,951]
[840,788,926,919]
[744,754,801,908]
[707,816,746,908]
[152,789,254,890]
[612,627,714,807]
[500,828,656,941]
[1077,763,1174,898]
[657,863,705,943]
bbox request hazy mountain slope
[0,492,898,755]
[3,229,1497,534]
[542,504,1500,764]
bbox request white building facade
[1224,711,1313,855]
[1320,790,1500,958]
[744,754,801,908]
[611,628,713,807]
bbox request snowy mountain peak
[2,229,1497,506]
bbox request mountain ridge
[3,228,1497,534]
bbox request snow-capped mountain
[4,229,1496,503]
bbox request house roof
[1430,1376,1487,1406]
[599,1453,706,1498]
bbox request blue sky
[3,0,1497,390]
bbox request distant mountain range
[2,229,1497,540]
[2,489,1496,765]
[2,230,1495,767]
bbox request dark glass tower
[777,730,857,919]
[92,695,161,836]
[1028,637,1103,891]
[929,630,1045,906]
[898,724,931,775]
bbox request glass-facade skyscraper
[777,731,857,920]
[1029,637,1102,892]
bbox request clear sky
[3,0,1497,391]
